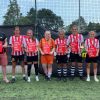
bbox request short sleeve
[9,36,12,45]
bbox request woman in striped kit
[24,29,39,82]
[55,29,68,81]
[85,31,99,82]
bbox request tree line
[3,0,100,33]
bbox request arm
[50,39,55,55]
[3,38,7,48]
[39,39,44,55]
[96,40,99,56]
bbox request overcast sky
[0,0,100,26]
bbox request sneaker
[45,75,48,80]
[11,78,16,83]
[23,76,27,81]
[94,77,99,82]
[27,77,31,83]
[86,77,90,82]
[47,77,51,81]
[35,76,39,81]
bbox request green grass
[0,74,100,100]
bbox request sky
[0,0,100,26]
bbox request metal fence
[0,0,100,33]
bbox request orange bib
[43,43,51,54]
[42,39,51,54]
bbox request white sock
[35,76,39,81]
[27,77,31,82]
[28,77,30,80]
[87,74,90,79]
[48,73,52,78]
[12,76,15,79]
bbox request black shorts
[86,55,98,63]
[56,55,68,64]
[27,56,38,62]
[70,53,82,63]
[12,55,24,62]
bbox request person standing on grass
[67,25,85,80]
[9,26,26,83]
[0,32,10,83]
[24,29,39,82]
[85,31,99,82]
[55,29,68,81]
[39,31,55,81]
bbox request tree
[37,9,63,30]
[67,16,87,33]
[87,22,100,32]
[3,0,21,25]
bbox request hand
[25,49,28,53]
[41,51,45,55]
[3,45,7,48]
[50,51,53,55]
[96,53,99,57]
[78,52,81,56]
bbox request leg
[93,63,99,82]
[1,53,9,83]
[86,63,91,81]
[27,62,32,77]
[78,62,84,80]
[11,60,16,83]
[42,64,48,78]
[34,62,39,81]
[63,63,67,78]
[12,61,16,79]
[34,62,39,76]
[70,53,76,79]
[62,63,67,81]
[27,62,32,82]
[57,64,62,80]
[71,62,76,77]
[47,64,52,80]
[21,61,26,77]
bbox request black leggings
[27,63,38,77]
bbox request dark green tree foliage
[67,16,87,33]
[37,9,63,30]
[3,0,21,25]
[19,8,64,30]
[87,22,100,32]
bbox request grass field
[0,74,100,100]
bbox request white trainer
[27,77,31,82]
[86,77,90,82]
[94,77,99,82]
[35,76,39,81]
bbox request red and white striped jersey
[9,35,24,56]
[23,37,39,56]
[55,38,67,55]
[67,33,84,53]
[85,38,99,57]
